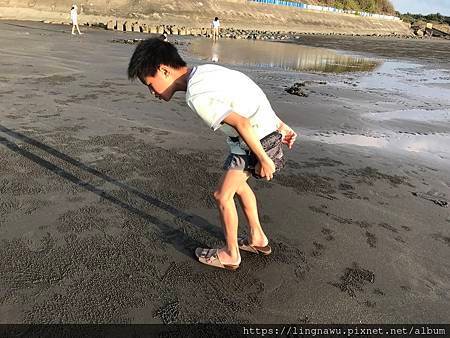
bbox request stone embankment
[58,20,430,41]
[0,0,412,37]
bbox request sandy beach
[0,21,449,324]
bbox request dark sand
[0,21,449,324]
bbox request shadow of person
[0,124,223,258]
[3,22,68,34]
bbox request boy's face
[142,66,175,102]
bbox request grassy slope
[290,0,395,15]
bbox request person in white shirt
[211,17,220,41]
[128,38,297,271]
[70,5,83,35]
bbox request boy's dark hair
[128,38,186,81]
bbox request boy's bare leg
[71,25,76,35]
[213,170,250,265]
[76,25,82,34]
[236,181,269,246]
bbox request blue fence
[248,0,400,20]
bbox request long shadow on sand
[0,124,223,258]
[2,22,68,34]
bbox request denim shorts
[223,131,285,179]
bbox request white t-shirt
[186,64,279,155]
[212,20,220,29]
[70,8,78,24]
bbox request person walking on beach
[211,17,220,41]
[128,38,297,270]
[160,32,168,42]
[70,5,83,35]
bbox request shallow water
[298,130,450,163]
[189,38,380,73]
[355,61,450,104]
[365,109,450,122]
[313,60,450,163]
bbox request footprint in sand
[321,227,335,241]
[311,241,325,257]
[365,231,377,248]
[330,262,375,298]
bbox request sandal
[238,237,272,255]
[195,248,240,271]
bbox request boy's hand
[255,157,276,181]
[277,123,297,149]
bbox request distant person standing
[160,32,168,42]
[70,5,83,35]
[211,17,220,41]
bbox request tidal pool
[365,109,450,122]
[189,38,380,73]
[297,129,450,163]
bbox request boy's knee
[235,184,245,196]
[213,190,233,205]
[235,182,251,197]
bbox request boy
[128,38,297,271]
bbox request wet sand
[0,21,449,324]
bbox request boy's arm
[222,112,275,180]
[275,116,297,149]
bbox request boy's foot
[195,248,240,270]
[71,33,76,35]
[238,237,272,255]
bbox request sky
[390,0,450,16]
